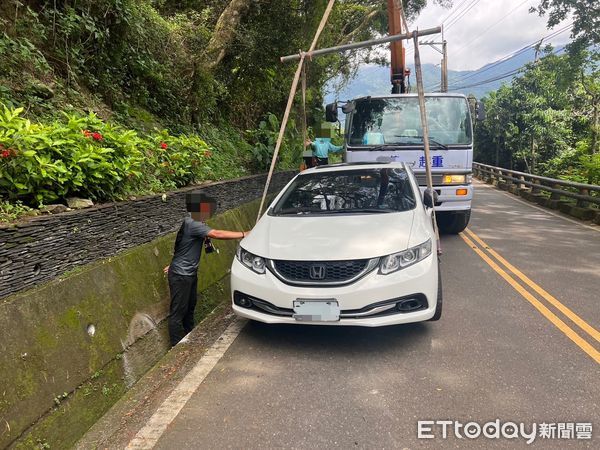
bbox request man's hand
[163,265,169,274]
[304,139,312,148]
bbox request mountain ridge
[325,46,554,101]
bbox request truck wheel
[429,260,442,321]
[437,210,471,234]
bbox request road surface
[123,181,600,448]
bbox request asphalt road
[144,182,599,449]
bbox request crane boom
[387,0,408,93]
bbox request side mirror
[423,188,438,208]
[325,102,338,122]
[476,101,485,121]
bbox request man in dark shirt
[164,192,250,346]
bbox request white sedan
[231,162,441,326]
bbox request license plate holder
[293,299,340,322]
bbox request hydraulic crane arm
[387,0,409,93]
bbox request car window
[271,168,416,215]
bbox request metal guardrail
[473,162,600,207]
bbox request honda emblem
[309,264,326,280]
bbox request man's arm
[190,220,250,240]
[208,229,251,240]
[329,142,343,153]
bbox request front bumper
[418,184,473,211]
[230,254,438,327]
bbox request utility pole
[441,39,448,92]
[420,34,448,92]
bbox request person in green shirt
[309,137,343,166]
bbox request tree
[202,0,255,70]
[531,0,600,47]
[474,47,599,182]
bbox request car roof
[301,162,408,174]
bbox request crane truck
[324,0,474,234]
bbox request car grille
[415,173,444,185]
[271,259,371,286]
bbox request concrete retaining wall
[0,172,295,449]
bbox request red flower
[160,142,168,150]
[1,150,11,158]
[91,132,103,141]
[82,130,92,137]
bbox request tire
[438,209,471,234]
[428,260,443,321]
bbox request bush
[0,199,34,222]
[0,104,144,203]
[0,104,247,206]
[540,140,600,185]
[244,113,303,172]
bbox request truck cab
[326,93,474,233]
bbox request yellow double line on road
[459,228,600,364]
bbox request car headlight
[379,239,432,275]
[442,174,467,184]
[236,246,266,274]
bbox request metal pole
[280,27,441,63]
[416,39,446,92]
[413,31,440,251]
[441,25,447,93]
[441,40,448,92]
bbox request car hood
[242,211,415,261]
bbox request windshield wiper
[322,208,395,214]
[359,144,412,151]
[394,135,448,150]
[275,207,321,215]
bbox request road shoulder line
[126,318,247,449]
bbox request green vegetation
[474,0,599,185]
[474,48,599,184]
[0,0,438,221]
[0,198,34,222]
[0,104,246,205]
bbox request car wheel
[428,260,442,321]
[438,209,471,234]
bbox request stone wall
[0,172,294,299]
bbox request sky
[402,0,573,71]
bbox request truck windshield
[349,97,472,146]
[271,168,416,215]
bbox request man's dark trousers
[168,271,198,346]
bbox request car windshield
[349,96,472,146]
[271,168,416,215]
